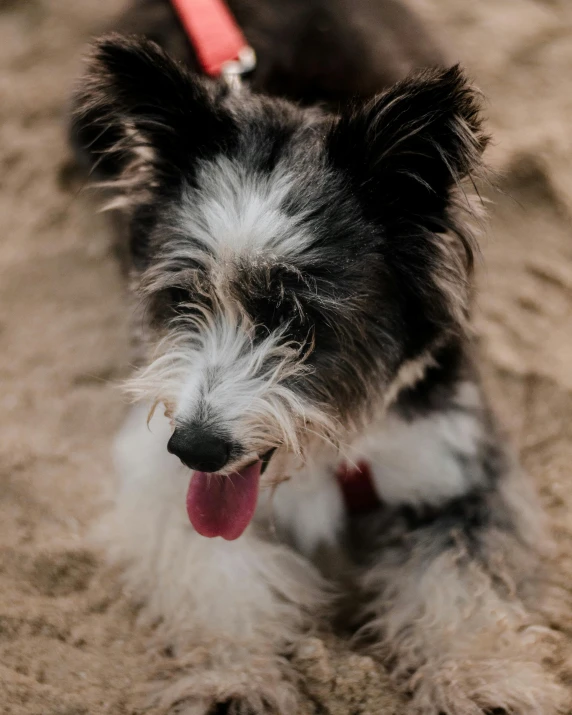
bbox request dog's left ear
[70,34,235,180]
[326,65,487,233]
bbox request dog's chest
[257,406,482,558]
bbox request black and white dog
[71,1,565,712]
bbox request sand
[2,0,572,712]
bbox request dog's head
[72,35,487,538]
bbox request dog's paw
[149,657,299,715]
[404,655,567,715]
[169,695,284,715]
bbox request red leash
[170,0,255,77]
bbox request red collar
[170,0,254,77]
[336,461,382,514]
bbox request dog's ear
[327,65,487,233]
[327,66,487,342]
[70,34,235,180]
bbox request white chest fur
[261,386,483,556]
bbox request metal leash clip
[221,46,256,88]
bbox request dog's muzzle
[167,423,278,541]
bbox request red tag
[336,461,381,514]
[171,0,249,76]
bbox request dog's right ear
[70,34,235,180]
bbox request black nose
[167,425,231,473]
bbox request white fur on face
[126,154,341,460]
[127,307,335,463]
[169,155,313,266]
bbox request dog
[70,1,567,712]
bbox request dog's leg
[354,395,566,714]
[104,405,327,715]
[358,480,566,714]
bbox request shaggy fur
[72,1,566,712]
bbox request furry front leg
[140,533,325,715]
[104,405,328,714]
[356,469,566,715]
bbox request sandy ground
[3,0,572,713]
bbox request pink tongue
[186,461,262,540]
